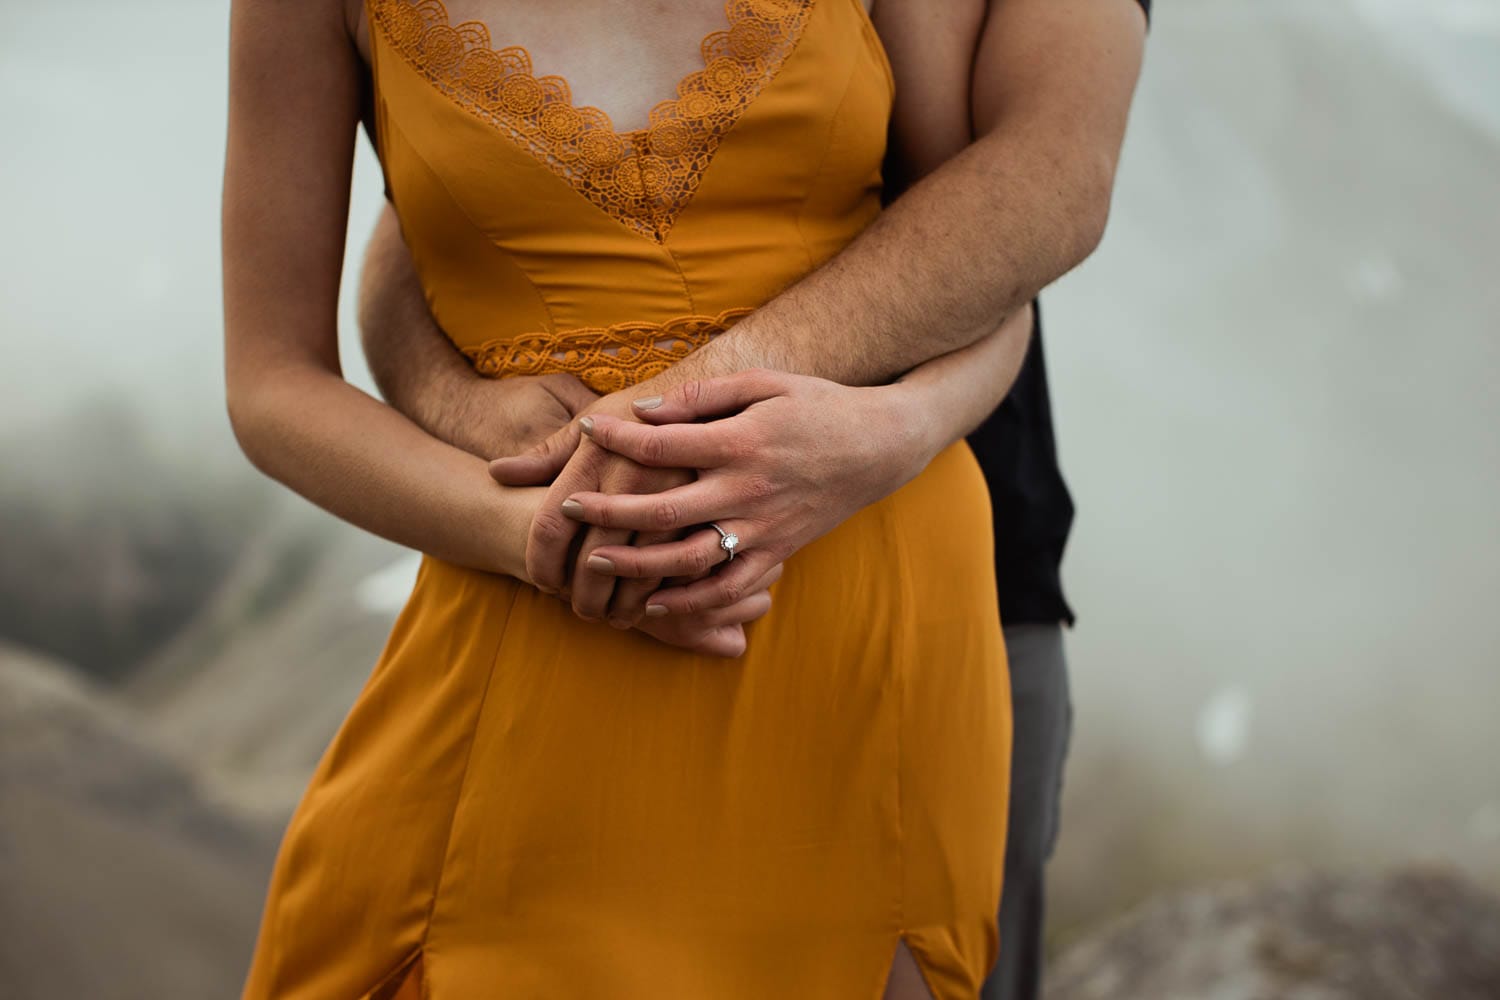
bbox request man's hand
[446,373,598,458]
[358,205,599,458]
[551,369,935,616]
[553,302,1036,615]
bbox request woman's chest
[355,0,803,133]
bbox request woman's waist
[458,307,753,394]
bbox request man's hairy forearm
[356,208,497,455]
[360,0,1145,422]
[634,0,1145,395]
[651,135,1077,392]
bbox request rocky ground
[0,644,278,999]
[1046,867,1500,1000]
[2,0,1498,996]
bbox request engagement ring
[710,523,739,562]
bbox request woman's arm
[222,0,537,581]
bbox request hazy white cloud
[354,552,424,615]
[1347,254,1404,303]
[1196,686,1253,767]
[1350,0,1500,35]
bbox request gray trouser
[981,624,1072,1000]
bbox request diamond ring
[710,523,739,562]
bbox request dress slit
[880,936,939,1000]
[365,952,424,1000]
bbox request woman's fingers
[633,562,782,657]
[685,624,747,658]
[701,590,773,628]
[580,414,735,468]
[635,589,776,658]
[644,548,783,616]
[562,482,725,533]
[752,561,785,592]
[588,527,728,580]
[630,368,791,424]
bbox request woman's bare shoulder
[229,0,361,51]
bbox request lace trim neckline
[370,0,817,242]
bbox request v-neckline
[369,0,817,243]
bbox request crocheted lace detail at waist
[463,308,753,393]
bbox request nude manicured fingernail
[560,498,583,517]
[587,554,615,573]
[633,395,663,410]
[608,617,632,630]
[645,604,669,617]
[578,416,595,435]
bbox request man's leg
[983,624,1072,1000]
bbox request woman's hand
[489,391,694,627]
[632,562,784,658]
[557,369,941,615]
[494,482,779,657]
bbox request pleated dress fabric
[241,0,1012,996]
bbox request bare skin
[356,209,782,656]
[493,0,1146,628]
[224,0,555,583]
[359,0,1147,627]
[228,2,1143,994]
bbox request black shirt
[964,0,1148,626]
[966,305,1076,626]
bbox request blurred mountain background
[1,0,1497,997]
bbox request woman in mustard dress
[224,0,1012,996]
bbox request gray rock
[0,646,277,1000]
[1046,868,1500,1000]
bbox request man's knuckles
[530,508,575,547]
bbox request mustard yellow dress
[243,1,1011,996]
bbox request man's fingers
[630,368,790,424]
[603,528,673,628]
[562,482,723,533]
[523,448,606,592]
[489,420,582,485]
[644,548,781,616]
[539,374,600,417]
[569,523,630,621]
[523,498,584,594]
[580,415,735,468]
